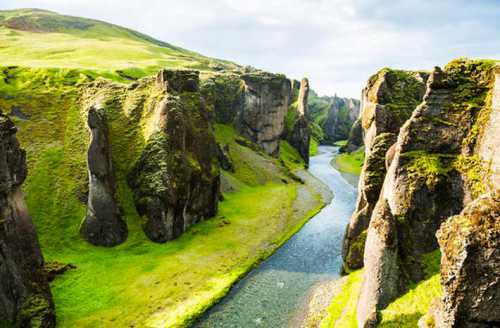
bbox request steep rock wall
[342,69,428,271]
[237,72,292,156]
[287,78,311,165]
[322,97,360,143]
[129,70,220,243]
[356,60,498,327]
[0,112,55,327]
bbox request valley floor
[47,163,327,327]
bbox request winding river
[195,146,358,327]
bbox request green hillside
[0,9,239,80]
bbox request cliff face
[308,92,361,145]
[79,69,221,244]
[129,70,220,243]
[342,69,428,271]
[0,112,55,327]
[203,71,310,163]
[237,72,292,156]
[356,60,499,327]
[322,96,360,143]
[287,78,311,165]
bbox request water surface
[195,146,358,327]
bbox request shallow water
[195,146,358,328]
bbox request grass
[379,250,442,327]
[333,146,365,175]
[0,64,325,326]
[319,250,442,328]
[310,138,319,156]
[319,270,363,328]
[0,9,238,81]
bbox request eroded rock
[342,69,427,272]
[356,59,497,327]
[129,70,220,243]
[0,111,55,327]
[79,106,128,246]
[287,78,311,165]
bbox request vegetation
[333,146,365,175]
[0,9,238,81]
[310,138,319,156]
[321,250,441,328]
[379,250,442,327]
[0,58,324,327]
[319,270,363,327]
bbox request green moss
[319,270,363,328]
[380,250,442,327]
[18,293,52,328]
[280,140,305,170]
[401,151,456,190]
[453,154,490,198]
[333,146,365,175]
[346,230,367,269]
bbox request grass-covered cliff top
[0,9,239,80]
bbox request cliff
[0,111,55,327]
[308,91,361,144]
[342,68,428,271]
[203,71,310,163]
[356,59,499,327]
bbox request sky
[1,0,499,98]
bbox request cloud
[2,0,499,97]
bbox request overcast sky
[2,0,499,98]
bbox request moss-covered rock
[357,59,498,327]
[0,111,55,327]
[426,194,499,328]
[128,70,220,243]
[286,78,311,165]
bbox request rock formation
[427,194,499,328]
[342,69,428,271]
[237,72,292,156]
[0,111,55,327]
[129,70,220,243]
[356,60,499,327]
[322,96,360,143]
[287,78,311,165]
[339,118,363,153]
[80,106,128,246]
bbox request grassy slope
[332,143,365,175]
[0,9,237,80]
[320,251,441,327]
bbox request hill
[0,8,239,80]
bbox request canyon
[0,8,498,328]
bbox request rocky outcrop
[287,78,311,165]
[342,69,428,271]
[419,64,500,328]
[339,118,363,153]
[356,60,498,327]
[427,194,499,328]
[0,112,55,327]
[237,72,292,156]
[322,97,360,143]
[80,106,128,246]
[129,70,220,243]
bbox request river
[195,146,358,328]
